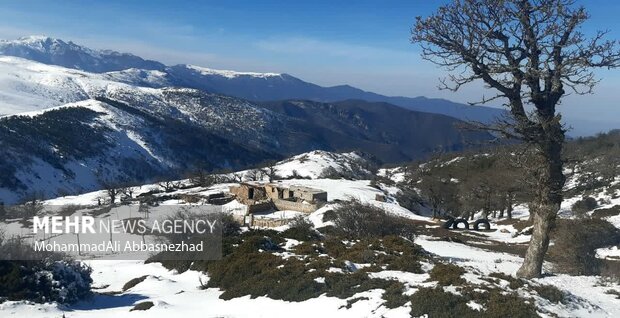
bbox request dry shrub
[429,263,465,286]
[122,275,149,292]
[410,287,477,318]
[550,219,620,275]
[130,301,154,311]
[592,205,620,219]
[571,196,598,216]
[531,284,566,304]
[488,272,524,289]
[332,199,415,239]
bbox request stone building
[229,182,269,203]
[229,182,327,214]
[264,184,328,202]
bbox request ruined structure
[229,182,327,214]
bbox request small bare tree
[244,169,263,181]
[138,203,151,220]
[106,187,119,204]
[98,175,129,205]
[232,173,243,183]
[118,185,134,201]
[188,168,217,187]
[412,0,620,277]
[98,179,120,204]
[261,160,280,182]
[157,180,180,192]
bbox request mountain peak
[4,35,74,51]
[16,35,55,42]
[0,35,165,73]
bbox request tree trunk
[516,203,557,278]
[506,194,513,220]
[517,130,565,278]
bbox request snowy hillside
[0,97,275,204]
[1,150,619,317]
[0,55,162,115]
[40,150,381,206]
[268,150,373,179]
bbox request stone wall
[247,201,273,213]
[230,214,292,228]
[229,183,327,225]
[293,190,314,202]
[231,214,246,224]
[272,198,320,214]
[230,184,268,202]
[311,192,328,202]
[289,186,327,202]
[251,218,292,228]
[229,185,246,198]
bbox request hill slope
[261,99,492,162]
[0,99,274,204]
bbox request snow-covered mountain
[0,56,491,151]
[0,55,162,115]
[0,36,165,73]
[0,55,287,149]
[0,38,495,203]
[0,98,276,204]
[0,36,505,123]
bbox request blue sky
[0,0,619,135]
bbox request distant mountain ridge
[0,55,493,203]
[0,36,506,123]
[149,64,507,123]
[0,36,165,73]
[260,99,491,161]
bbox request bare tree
[232,173,243,183]
[99,180,134,204]
[106,187,118,204]
[99,179,120,204]
[188,168,216,187]
[157,180,180,192]
[118,185,134,202]
[138,203,151,220]
[412,0,620,278]
[244,169,263,181]
[418,171,458,218]
[261,160,280,182]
